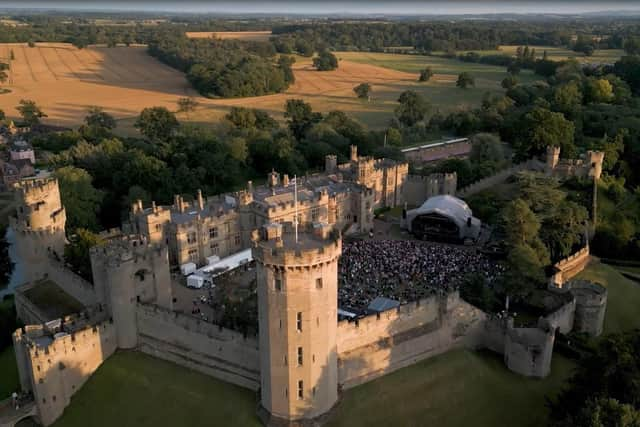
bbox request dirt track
[0,43,418,130]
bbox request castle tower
[545,146,560,175]
[350,145,358,162]
[586,151,604,180]
[253,222,341,422]
[11,178,67,282]
[325,154,337,174]
[90,236,172,349]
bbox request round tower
[253,222,341,422]
[11,178,67,281]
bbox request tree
[585,78,614,104]
[614,56,640,95]
[16,99,46,126]
[55,166,103,232]
[395,90,430,127]
[501,74,518,90]
[353,83,371,100]
[624,36,640,55]
[541,200,588,260]
[456,72,475,89]
[64,229,104,282]
[552,81,583,115]
[386,128,402,147]
[514,107,575,159]
[550,331,640,425]
[284,99,322,140]
[502,243,546,298]
[419,67,434,82]
[460,273,494,311]
[469,133,505,164]
[134,107,179,141]
[507,62,521,75]
[82,106,116,140]
[313,51,338,71]
[177,97,198,115]
[502,198,541,245]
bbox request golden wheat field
[0,43,429,132]
[185,31,272,41]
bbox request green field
[576,262,640,334]
[0,346,19,400]
[328,350,575,427]
[460,45,624,64]
[337,51,540,113]
[53,351,261,427]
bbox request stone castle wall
[403,173,457,207]
[456,159,544,199]
[336,292,487,389]
[504,322,555,378]
[135,303,260,390]
[549,246,591,288]
[12,320,117,426]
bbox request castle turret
[350,145,358,162]
[90,235,172,349]
[545,146,560,175]
[325,154,337,173]
[586,151,604,180]
[253,222,341,422]
[11,178,67,281]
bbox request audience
[338,240,503,311]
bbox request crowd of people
[338,240,504,311]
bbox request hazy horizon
[2,1,640,16]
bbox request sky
[2,1,640,15]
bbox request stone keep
[253,223,341,422]
[11,178,67,282]
[90,236,173,349]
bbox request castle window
[311,208,320,222]
[188,249,198,263]
[155,223,162,232]
[52,395,56,402]
[275,278,282,292]
[297,347,303,366]
[316,278,323,289]
[209,227,218,239]
[284,355,287,366]
[210,242,219,254]
[297,380,304,399]
[187,232,197,244]
[234,234,241,246]
[313,386,316,396]
[296,312,302,332]
[285,388,288,398]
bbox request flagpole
[294,175,298,243]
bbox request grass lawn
[335,51,539,113]
[328,349,575,427]
[23,279,84,320]
[0,345,19,400]
[53,351,261,427]
[576,262,640,334]
[458,45,624,64]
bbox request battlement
[252,222,341,267]
[13,177,60,198]
[567,280,607,307]
[554,246,590,270]
[15,319,114,360]
[89,234,167,267]
[136,302,259,344]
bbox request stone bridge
[0,397,38,427]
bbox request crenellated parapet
[251,223,341,269]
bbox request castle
[6,146,607,426]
